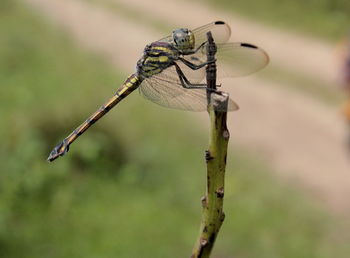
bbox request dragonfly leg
[174,62,220,89]
[178,57,215,70]
[174,62,207,89]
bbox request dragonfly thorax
[172,28,195,54]
[136,42,179,79]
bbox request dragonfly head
[172,28,195,53]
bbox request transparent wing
[217,42,269,77]
[184,42,269,78]
[139,65,238,112]
[158,21,231,48]
[191,21,232,48]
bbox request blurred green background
[207,0,350,39]
[1,0,350,257]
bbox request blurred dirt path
[25,0,350,215]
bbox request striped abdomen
[47,73,141,161]
[67,74,141,139]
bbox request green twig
[191,32,230,258]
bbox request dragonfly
[47,21,269,162]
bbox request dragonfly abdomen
[47,73,142,161]
[115,73,142,98]
[72,73,141,136]
[83,73,142,127]
[81,74,141,127]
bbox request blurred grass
[205,0,350,41]
[0,0,350,257]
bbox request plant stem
[191,32,230,258]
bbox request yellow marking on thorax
[159,56,169,62]
[145,55,169,63]
[152,46,167,51]
[152,46,173,54]
[144,68,161,76]
[146,57,157,63]
[143,65,154,71]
